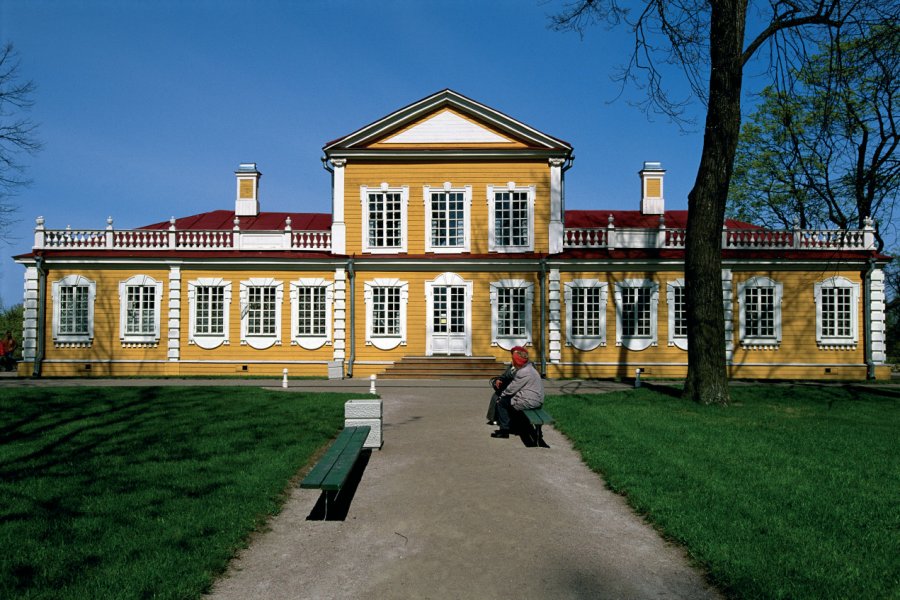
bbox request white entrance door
[431,285,467,355]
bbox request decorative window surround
[52,275,96,347]
[361,183,409,253]
[487,183,535,252]
[564,279,608,351]
[490,279,534,350]
[614,279,659,351]
[666,278,688,351]
[188,278,232,350]
[738,276,783,349]
[814,276,859,350]
[364,278,408,350]
[424,183,472,253]
[240,278,283,350]
[290,278,334,350]
[118,274,163,346]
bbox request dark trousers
[486,392,500,421]
[495,395,515,431]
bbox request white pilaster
[331,159,347,255]
[22,266,39,362]
[722,269,734,361]
[333,267,347,361]
[168,266,181,361]
[870,268,886,364]
[549,158,565,254]
[549,269,562,363]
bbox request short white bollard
[282,368,288,389]
[369,374,377,395]
[635,368,642,388]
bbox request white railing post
[721,225,729,249]
[607,214,616,251]
[33,216,45,249]
[284,216,292,249]
[863,216,876,250]
[656,214,666,248]
[168,217,177,249]
[105,216,114,248]
[793,220,801,249]
[232,216,241,249]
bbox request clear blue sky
[0,0,727,308]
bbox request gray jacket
[500,361,544,409]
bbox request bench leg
[534,424,543,447]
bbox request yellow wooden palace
[14,90,891,380]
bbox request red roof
[565,210,758,230]
[141,210,331,231]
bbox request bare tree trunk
[683,0,748,405]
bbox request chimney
[235,163,261,217]
[639,161,665,215]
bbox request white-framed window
[364,278,408,350]
[814,276,859,349]
[290,278,333,350]
[737,276,783,349]
[614,279,659,351]
[118,275,163,345]
[488,183,535,252]
[490,279,534,350]
[424,183,471,253]
[240,278,283,350]
[361,184,409,253]
[188,278,232,350]
[564,279,608,351]
[666,278,688,350]
[52,274,96,346]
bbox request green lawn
[0,387,357,600]
[546,384,900,600]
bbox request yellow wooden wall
[30,264,883,380]
[343,161,551,255]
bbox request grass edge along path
[0,386,359,600]
[546,385,900,600]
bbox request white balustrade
[564,226,872,251]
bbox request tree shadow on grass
[305,450,372,522]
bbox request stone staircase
[378,356,507,379]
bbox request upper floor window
[290,278,333,350]
[424,184,471,253]
[364,278,408,350]
[614,279,659,351]
[666,279,688,350]
[52,274,96,347]
[361,184,409,253]
[119,275,163,345]
[564,280,608,351]
[814,276,859,349]
[188,278,232,350]
[488,183,534,252]
[738,276,782,349]
[240,278,283,350]
[490,279,534,350]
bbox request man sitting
[491,346,544,439]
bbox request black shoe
[491,430,510,438]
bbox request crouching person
[491,346,544,439]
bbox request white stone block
[345,418,382,449]
[345,399,382,419]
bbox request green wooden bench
[300,425,371,518]
[521,407,554,447]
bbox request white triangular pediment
[381,111,511,144]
